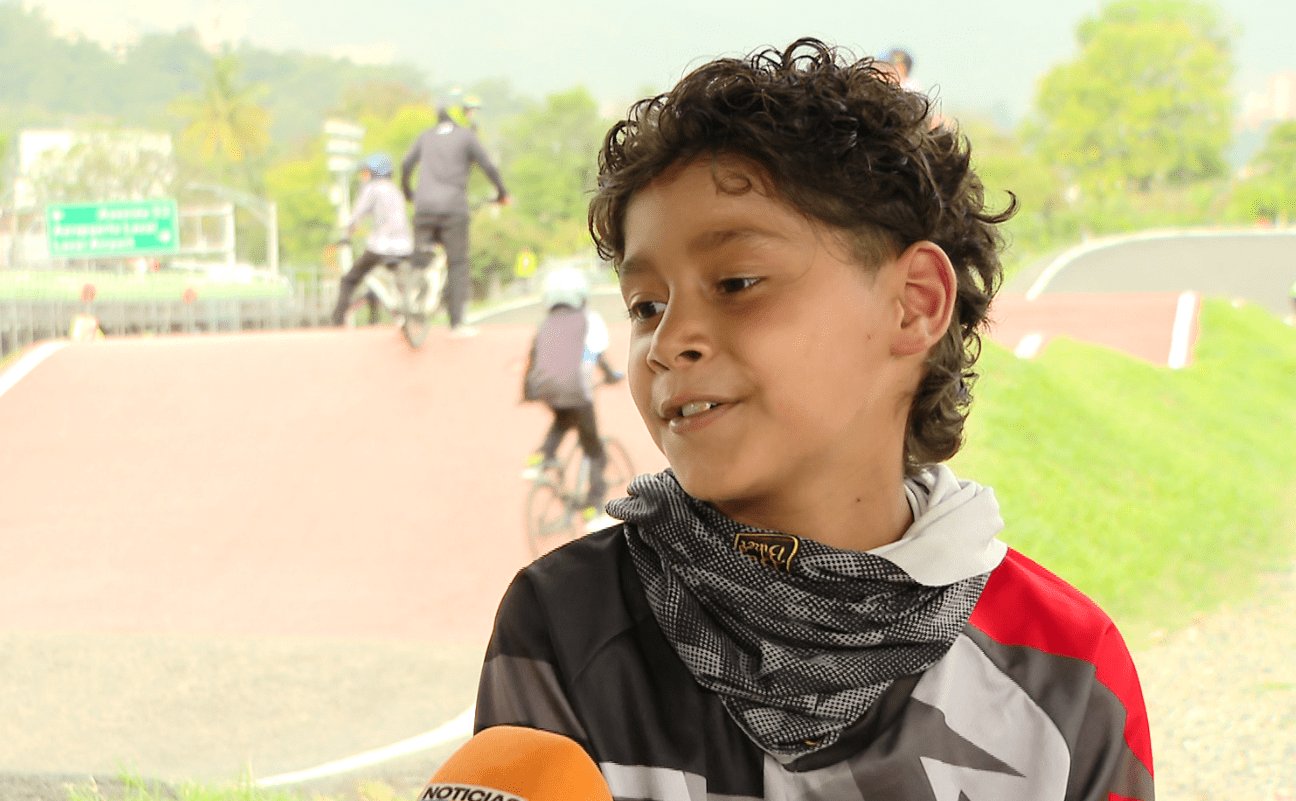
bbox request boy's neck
[713,470,914,553]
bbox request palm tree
[170,54,272,165]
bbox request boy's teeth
[681,401,717,417]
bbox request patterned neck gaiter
[606,470,991,761]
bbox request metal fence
[0,254,616,361]
[0,284,337,360]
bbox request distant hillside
[0,3,432,146]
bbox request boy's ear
[891,241,956,358]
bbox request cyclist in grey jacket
[401,98,509,335]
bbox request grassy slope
[951,299,1296,645]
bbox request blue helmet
[362,153,393,178]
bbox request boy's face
[619,157,918,531]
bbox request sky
[21,0,1296,125]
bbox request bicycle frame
[359,245,447,319]
[524,434,636,557]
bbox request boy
[476,38,1153,800]
[522,267,624,530]
[330,153,414,326]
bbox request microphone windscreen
[420,725,613,801]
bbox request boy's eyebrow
[620,226,788,279]
[689,226,787,254]
[618,255,649,279]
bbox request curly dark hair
[589,37,1016,474]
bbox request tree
[337,80,431,121]
[1226,121,1296,224]
[1028,0,1236,191]
[264,151,336,267]
[499,87,606,234]
[962,117,1071,263]
[359,104,438,166]
[170,54,273,167]
[450,87,609,297]
[0,4,117,120]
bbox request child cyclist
[330,153,414,326]
[522,267,625,531]
[476,38,1153,800]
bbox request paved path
[1007,228,1296,318]
[988,228,1296,366]
[987,292,1195,367]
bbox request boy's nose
[646,306,710,370]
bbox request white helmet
[542,268,590,310]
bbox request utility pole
[323,119,365,276]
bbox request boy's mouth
[664,399,731,432]
[680,401,720,418]
[659,395,731,426]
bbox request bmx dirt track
[0,289,1195,794]
[0,322,667,788]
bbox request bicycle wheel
[525,479,579,557]
[398,264,431,347]
[342,290,382,327]
[601,436,637,497]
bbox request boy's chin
[671,468,755,515]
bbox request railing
[0,279,338,360]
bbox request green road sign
[46,200,179,258]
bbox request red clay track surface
[987,292,1197,367]
[0,321,665,787]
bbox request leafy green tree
[113,29,210,126]
[238,44,431,142]
[264,150,336,266]
[499,87,605,234]
[441,86,609,298]
[469,206,548,295]
[1226,121,1296,223]
[459,78,532,149]
[360,104,438,167]
[1029,0,1235,191]
[961,118,1071,267]
[338,80,431,121]
[0,4,117,120]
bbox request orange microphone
[420,725,613,801]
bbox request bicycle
[524,433,636,558]
[337,241,448,348]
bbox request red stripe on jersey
[969,548,1153,777]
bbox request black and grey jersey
[475,527,1154,801]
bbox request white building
[1241,72,1296,130]
[13,128,176,211]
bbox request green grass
[63,770,419,801]
[65,771,311,801]
[0,270,290,303]
[951,299,1296,646]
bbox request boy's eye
[627,300,666,322]
[717,277,760,294]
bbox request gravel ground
[1134,564,1296,801]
